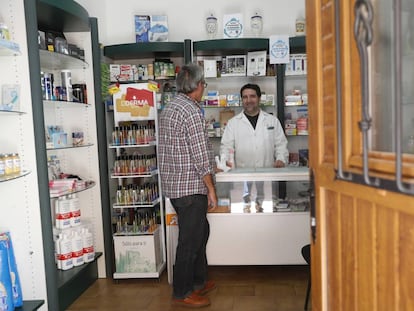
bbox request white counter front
[165,167,311,284]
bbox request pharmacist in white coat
[220,83,288,211]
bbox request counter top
[215,166,309,182]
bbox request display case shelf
[0,109,26,115]
[112,197,160,209]
[46,143,93,151]
[43,100,91,108]
[111,170,158,179]
[49,180,96,199]
[0,38,20,55]
[108,142,156,149]
[39,50,88,70]
[0,170,31,183]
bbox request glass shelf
[43,100,90,108]
[112,198,160,209]
[0,170,31,183]
[0,39,20,56]
[111,169,158,179]
[46,143,93,151]
[0,109,26,115]
[108,141,156,148]
[39,50,88,70]
[49,180,96,199]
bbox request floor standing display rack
[109,83,166,279]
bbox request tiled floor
[67,265,310,311]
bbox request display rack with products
[108,83,166,279]
[103,40,188,278]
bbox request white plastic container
[69,194,81,227]
[82,228,95,263]
[58,234,73,270]
[71,231,84,266]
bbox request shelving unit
[0,0,112,310]
[103,41,188,278]
[108,84,166,279]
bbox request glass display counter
[165,167,310,284]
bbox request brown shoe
[172,293,210,308]
[193,280,217,296]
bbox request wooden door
[306,0,414,310]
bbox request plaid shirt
[159,93,215,199]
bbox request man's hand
[274,160,285,168]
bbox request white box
[113,227,162,274]
[247,51,266,76]
[1,84,20,111]
[203,59,217,78]
[222,55,246,77]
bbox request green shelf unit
[193,38,269,56]
[104,42,186,60]
[16,300,45,311]
[37,0,90,32]
[57,252,102,311]
[289,36,306,54]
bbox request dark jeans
[171,194,210,299]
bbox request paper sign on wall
[269,35,290,64]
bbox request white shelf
[216,166,309,182]
[112,197,160,209]
[111,169,158,179]
[108,141,156,148]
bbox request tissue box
[1,85,20,111]
[52,133,67,148]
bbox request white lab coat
[220,110,288,168]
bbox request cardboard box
[135,15,150,43]
[113,227,162,273]
[1,84,20,111]
[149,15,168,42]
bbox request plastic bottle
[71,231,84,266]
[55,196,71,229]
[55,233,63,269]
[82,228,95,263]
[0,22,10,40]
[58,234,73,270]
[69,194,81,227]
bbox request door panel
[307,0,414,310]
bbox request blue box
[135,15,150,43]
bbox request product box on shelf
[149,15,168,42]
[1,84,20,111]
[113,227,162,274]
[135,15,150,43]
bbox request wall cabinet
[0,1,111,310]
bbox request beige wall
[75,0,305,45]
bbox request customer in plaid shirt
[159,63,218,308]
